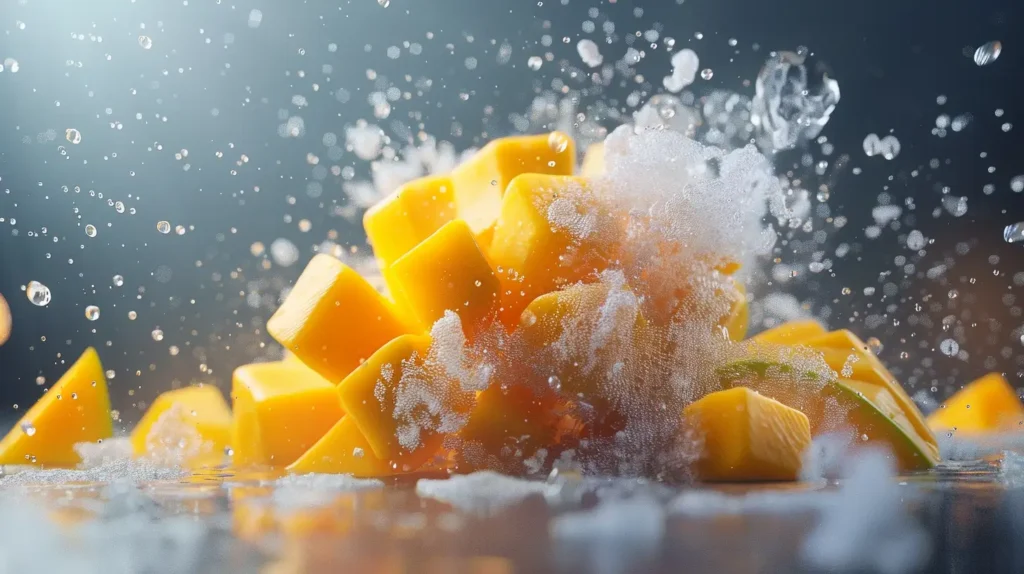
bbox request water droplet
[866,337,883,355]
[224,446,234,457]
[547,375,562,391]
[113,275,124,287]
[138,35,153,50]
[128,311,137,320]
[26,281,51,306]
[547,132,569,153]
[84,305,100,321]
[151,328,164,341]
[156,220,171,234]
[20,422,36,436]
[377,0,390,6]
[1004,222,1024,244]
[939,338,959,356]
[84,224,97,237]
[973,41,1002,66]
[700,68,714,80]
[527,56,543,71]
[65,128,82,144]
[114,201,125,213]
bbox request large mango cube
[287,416,399,477]
[267,254,414,384]
[927,373,1024,434]
[363,175,457,268]
[338,334,451,467]
[450,132,576,239]
[130,385,231,468]
[683,387,811,482]
[489,174,619,324]
[388,219,500,338]
[0,347,112,467]
[231,361,344,468]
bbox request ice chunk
[751,49,840,151]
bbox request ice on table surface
[416,471,559,516]
[550,496,666,574]
[0,438,186,486]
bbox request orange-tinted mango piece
[387,219,500,339]
[231,361,344,468]
[288,416,400,477]
[130,385,232,468]
[0,348,112,467]
[267,254,415,384]
[450,132,576,239]
[926,373,1024,434]
[579,141,605,176]
[489,174,619,324]
[684,387,811,482]
[363,175,458,268]
[337,334,449,467]
[456,384,564,473]
[751,319,827,345]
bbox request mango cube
[927,373,1024,434]
[489,174,619,324]
[450,132,576,239]
[684,387,811,482]
[130,385,231,468]
[363,175,458,268]
[231,361,344,468]
[0,347,112,467]
[267,254,414,384]
[387,219,500,338]
[579,141,605,176]
[338,334,448,467]
[287,416,399,477]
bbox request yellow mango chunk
[684,387,811,482]
[927,373,1024,434]
[363,175,457,268]
[801,329,939,460]
[231,361,344,468]
[718,278,748,342]
[490,174,620,324]
[579,141,605,176]
[716,360,939,471]
[0,348,112,467]
[751,319,826,345]
[337,334,448,467]
[267,254,415,384]
[450,132,576,238]
[388,219,500,339]
[130,385,232,468]
[287,416,399,477]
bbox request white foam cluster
[138,405,221,468]
[0,455,186,486]
[663,49,699,93]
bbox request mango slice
[267,254,415,384]
[751,319,826,345]
[716,360,938,471]
[489,174,619,324]
[337,334,446,468]
[0,292,10,346]
[926,373,1024,434]
[387,219,500,339]
[450,131,576,239]
[130,385,231,468]
[363,175,458,269]
[579,141,605,176]
[684,387,811,481]
[231,361,344,468]
[287,416,398,477]
[0,347,112,467]
[800,329,939,460]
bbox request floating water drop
[138,35,153,49]
[527,56,543,71]
[547,131,569,153]
[26,281,51,306]
[973,41,1002,66]
[939,339,959,356]
[84,224,97,237]
[2,58,19,73]
[84,305,100,321]
[751,50,840,151]
[20,422,36,436]
[112,274,124,287]
[156,220,171,234]
[152,328,164,342]
[114,200,125,213]
[576,39,603,68]
[247,9,263,28]
[377,0,390,6]
[1004,222,1024,244]
[65,128,82,144]
[700,68,714,80]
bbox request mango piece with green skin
[715,359,939,471]
[0,347,113,467]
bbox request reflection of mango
[927,373,1024,434]
[684,387,810,482]
[0,347,112,467]
[716,360,939,471]
[267,254,415,384]
[130,385,231,468]
[231,361,343,468]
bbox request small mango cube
[489,174,619,324]
[450,132,576,239]
[683,387,811,482]
[0,347,112,467]
[338,334,450,468]
[579,141,605,176]
[267,254,414,384]
[287,416,399,477]
[363,175,457,268]
[130,385,232,468]
[231,361,344,468]
[927,373,1024,434]
[387,219,500,338]
[751,320,827,345]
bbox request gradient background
[1,0,1021,431]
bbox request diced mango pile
[1,132,1016,484]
